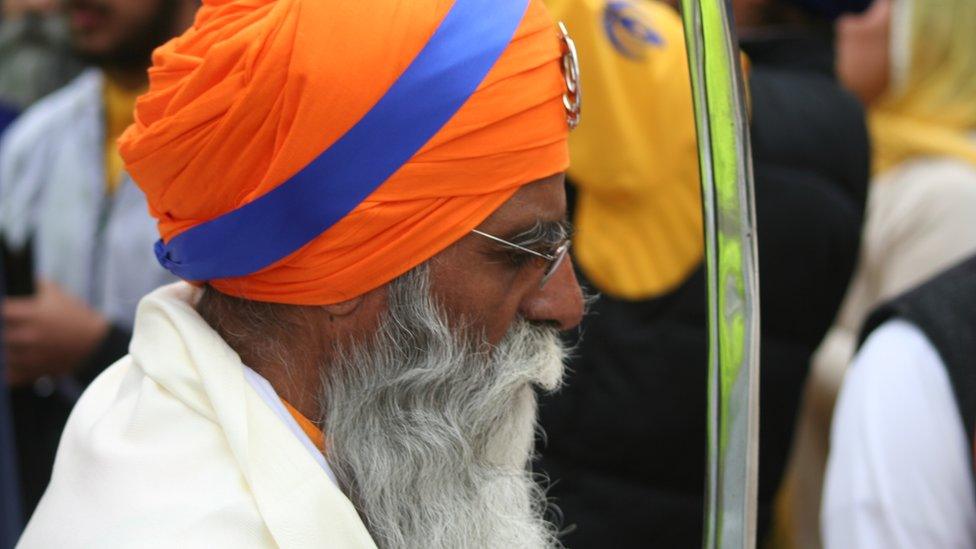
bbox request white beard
[321,264,566,549]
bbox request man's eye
[506,250,534,267]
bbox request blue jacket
[0,101,24,548]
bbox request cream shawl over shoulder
[18,283,376,548]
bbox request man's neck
[252,356,325,426]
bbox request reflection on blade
[678,0,761,547]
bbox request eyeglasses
[471,229,571,287]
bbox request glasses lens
[540,241,570,287]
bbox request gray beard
[321,264,566,549]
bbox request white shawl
[18,283,376,548]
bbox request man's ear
[322,295,364,317]
[321,282,389,324]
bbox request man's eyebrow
[504,219,572,249]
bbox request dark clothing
[0,105,22,547]
[861,254,976,475]
[538,31,868,547]
[0,371,19,549]
[0,380,18,549]
[781,0,873,21]
[9,387,72,525]
[9,324,130,522]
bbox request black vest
[862,254,976,462]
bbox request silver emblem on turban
[558,21,581,130]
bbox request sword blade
[678,1,761,547]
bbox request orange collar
[281,399,325,452]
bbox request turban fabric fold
[119,0,570,304]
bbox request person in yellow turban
[782,0,976,546]
[17,0,585,546]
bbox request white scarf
[18,283,376,548]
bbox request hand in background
[2,279,108,387]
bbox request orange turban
[119,0,571,305]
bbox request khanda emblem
[558,21,581,130]
[603,0,664,60]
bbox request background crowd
[0,0,973,547]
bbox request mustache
[494,319,565,392]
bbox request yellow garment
[870,0,976,175]
[102,77,141,194]
[544,0,701,299]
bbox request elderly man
[19,0,584,547]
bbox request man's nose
[518,257,584,330]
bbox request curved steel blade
[678,1,761,547]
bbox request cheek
[836,0,892,104]
[429,259,525,345]
[481,294,523,345]
[455,279,524,345]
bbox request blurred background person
[823,253,976,548]
[0,0,196,522]
[0,0,81,117]
[0,1,81,541]
[781,0,976,545]
[536,0,868,546]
